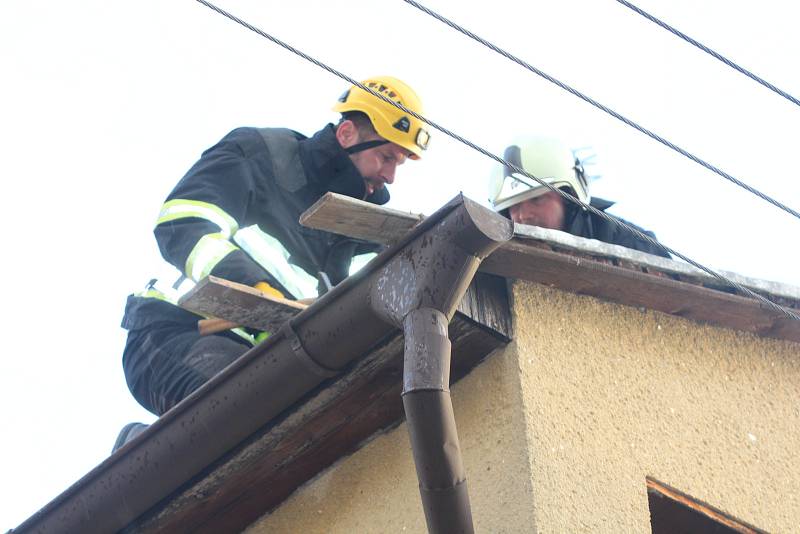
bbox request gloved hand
[254,280,285,299]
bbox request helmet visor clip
[415,128,430,151]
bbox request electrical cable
[193,0,800,321]
[400,0,800,222]
[615,0,800,109]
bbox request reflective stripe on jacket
[123,124,386,334]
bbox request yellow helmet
[333,76,430,159]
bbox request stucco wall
[249,280,800,533]
[514,282,800,533]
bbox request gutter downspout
[12,194,510,534]
[371,197,513,533]
[403,309,472,533]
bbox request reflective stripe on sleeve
[135,283,258,346]
[230,327,257,346]
[233,225,319,300]
[134,287,178,304]
[157,199,239,238]
[348,252,377,276]
[185,232,239,282]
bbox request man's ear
[335,120,359,149]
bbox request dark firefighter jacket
[122,124,387,337]
[564,197,670,258]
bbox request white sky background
[1,0,798,528]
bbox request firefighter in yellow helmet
[330,76,430,199]
[114,76,429,450]
[489,136,669,257]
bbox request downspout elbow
[370,195,512,534]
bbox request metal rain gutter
[12,194,512,534]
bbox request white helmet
[489,136,590,212]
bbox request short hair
[338,111,377,137]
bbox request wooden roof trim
[301,192,799,302]
[483,239,800,343]
[301,193,800,344]
[513,224,800,300]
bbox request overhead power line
[615,0,800,109]
[400,0,800,222]
[193,0,800,322]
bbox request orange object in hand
[254,280,284,299]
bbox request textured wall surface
[248,280,799,533]
[514,282,800,533]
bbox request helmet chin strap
[345,139,388,155]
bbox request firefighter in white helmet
[489,136,669,256]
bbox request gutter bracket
[280,320,338,378]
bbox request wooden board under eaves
[179,276,306,332]
[482,240,800,344]
[300,192,800,344]
[300,192,423,245]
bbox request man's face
[336,119,410,198]
[508,191,566,230]
[348,135,409,197]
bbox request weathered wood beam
[299,192,424,246]
[484,240,800,343]
[179,276,306,332]
[179,270,512,344]
[301,192,800,344]
[302,193,799,299]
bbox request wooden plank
[180,272,511,342]
[300,193,800,344]
[514,224,800,300]
[300,192,422,245]
[647,477,766,533]
[178,276,306,332]
[302,193,799,301]
[127,284,510,534]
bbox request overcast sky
[2,0,799,528]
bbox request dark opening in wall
[647,477,766,534]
